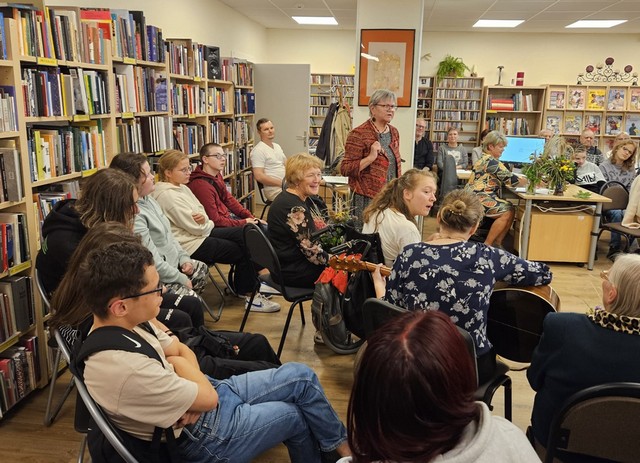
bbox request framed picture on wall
[358,29,415,107]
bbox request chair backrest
[545,382,640,463]
[455,326,480,388]
[361,297,408,339]
[487,286,558,363]
[54,329,140,463]
[600,181,629,212]
[256,180,271,204]
[34,268,51,312]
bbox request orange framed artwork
[358,29,415,107]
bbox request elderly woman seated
[528,253,640,453]
[465,130,527,247]
[267,153,328,288]
[339,310,539,463]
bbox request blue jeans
[605,209,624,249]
[177,363,347,463]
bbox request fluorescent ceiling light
[566,20,627,28]
[292,16,338,25]
[473,19,524,28]
[360,53,379,62]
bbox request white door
[254,64,311,157]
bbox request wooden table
[507,184,611,270]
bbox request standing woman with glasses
[153,150,280,313]
[189,142,262,227]
[341,89,401,229]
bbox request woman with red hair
[341,311,538,463]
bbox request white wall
[266,29,640,87]
[46,0,268,61]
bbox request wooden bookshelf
[481,86,546,138]
[430,76,484,151]
[543,84,640,151]
[308,73,354,154]
[416,76,434,133]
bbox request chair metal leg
[77,434,87,463]
[205,272,225,322]
[239,290,257,332]
[44,348,75,426]
[213,263,238,297]
[504,378,513,422]
[298,302,305,325]
[277,301,299,358]
[259,203,270,220]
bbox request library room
[0,0,639,461]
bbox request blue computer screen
[501,136,546,164]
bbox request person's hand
[181,262,194,275]
[192,212,206,224]
[184,279,193,289]
[175,410,202,428]
[368,141,382,159]
[372,263,387,298]
[245,217,260,225]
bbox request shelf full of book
[481,86,546,138]
[429,76,484,151]
[416,76,434,132]
[543,84,640,151]
[308,73,353,153]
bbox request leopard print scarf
[587,307,640,335]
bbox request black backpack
[71,323,181,463]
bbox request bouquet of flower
[522,135,576,194]
[310,196,356,250]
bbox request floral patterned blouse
[467,154,519,198]
[384,241,552,355]
[267,190,328,273]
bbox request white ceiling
[218,0,640,33]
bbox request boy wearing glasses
[75,241,350,462]
[189,142,262,228]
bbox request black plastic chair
[240,224,315,358]
[597,181,640,253]
[545,382,640,463]
[360,297,513,420]
[256,181,273,220]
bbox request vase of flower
[551,180,565,196]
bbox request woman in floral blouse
[373,189,552,384]
[267,153,328,288]
[465,131,527,247]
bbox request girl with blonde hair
[362,168,437,266]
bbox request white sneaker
[259,281,281,296]
[246,294,281,313]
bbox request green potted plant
[436,55,470,81]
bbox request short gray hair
[482,131,508,151]
[608,253,640,317]
[368,89,397,114]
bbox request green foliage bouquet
[522,135,576,195]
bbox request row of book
[433,110,480,121]
[435,89,481,100]
[310,96,330,106]
[0,214,30,273]
[235,119,253,146]
[310,106,329,116]
[487,92,536,112]
[139,115,173,153]
[485,116,532,136]
[114,65,167,114]
[210,120,234,145]
[21,67,109,118]
[171,83,206,116]
[236,144,253,171]
[111,9,164,63]
[208,87,230,114]
[331,75,354,86]
[167,39,204,78]
[234,90,255,115]
[26,122,107,182]
[0,86,17,132]
[237,170,254,199]
[0,12,8,60]
[33,181,79,241]
[173,122,205,156]
[434,99,481,111]
[222,58,253,87]
[0,275,35,342]
[0,334,40,416]
[0,146,23,203]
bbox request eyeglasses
[121,282,165,301]
[177,166,192,174]
[600,269,610,281]
[376,104,397,111]
[416,124,426,129]
[203,153,226,160]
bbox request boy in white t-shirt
[251,118,287,201]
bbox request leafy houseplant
[436,55,470,81]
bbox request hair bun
[451,199,466,215]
